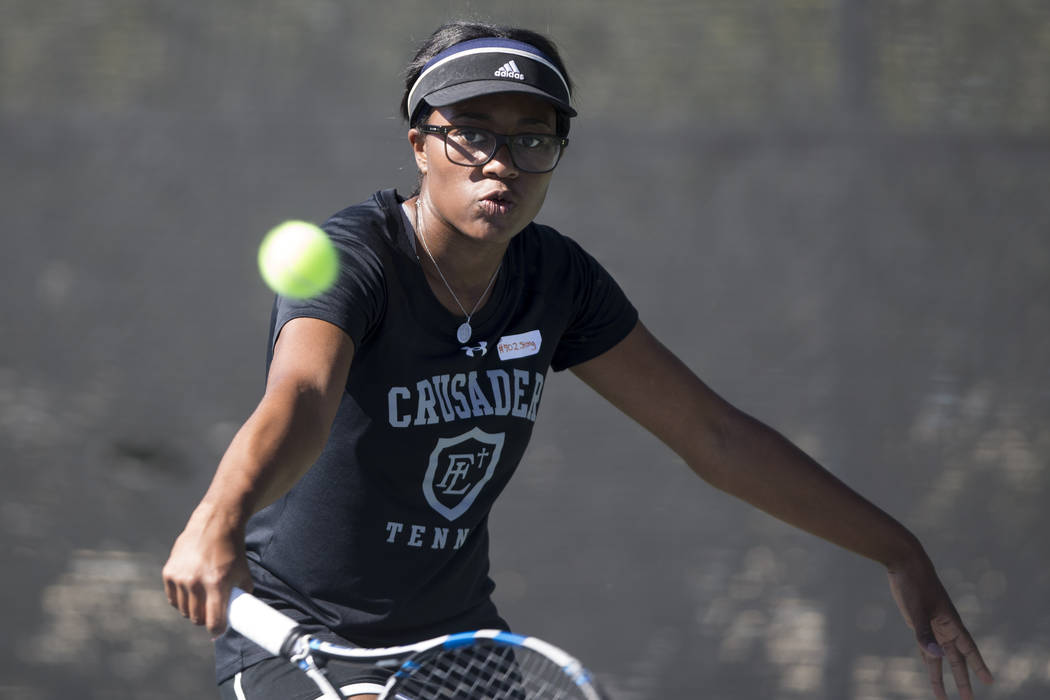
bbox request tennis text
[385,521,470,550]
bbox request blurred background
[2,1,1048,698]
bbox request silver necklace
[415,199,501,344]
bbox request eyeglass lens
[444,128,562,173]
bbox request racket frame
[227,587,604,700]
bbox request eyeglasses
[418,125,568,174]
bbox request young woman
[163,21,994,700]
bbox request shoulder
[522,220,574,247]
[323,189,409,257]
[515,221,611,282]
[267,191,404,350]
[516,221,593,263]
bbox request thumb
[887,569,945,658]
[903,593,945,658]
[207,567,255,639]
[915,625,945,658]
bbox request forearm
[192,382,334,529]
[691,406,924,569]
[164,318,353,632]
[163,380,336,630]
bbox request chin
[465,214,528,241]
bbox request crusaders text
[388,369,544,427]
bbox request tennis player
[163,21,994,700]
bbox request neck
[409,196,505,316]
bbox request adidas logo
[494,60,525,80]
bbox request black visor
[407,38,576,124]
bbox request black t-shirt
[214,189,637,682]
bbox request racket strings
[388,641,586,699]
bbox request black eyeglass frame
[417,124,569,174]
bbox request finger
[921,648,949,700]
[186,582,207,625]
[963,639,995,685]
[163,575,178,608]
[175,581,191,618]
[936,618,995,685]
[942,641,977,700]
[205,584,229,637]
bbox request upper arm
[575,323,930,571]
[570,321,741,485]
[265,316,356,427]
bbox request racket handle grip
[227,587,303,659]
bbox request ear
[408,128,428,176]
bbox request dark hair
[400,21,575,137]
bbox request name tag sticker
[497,330,542,361]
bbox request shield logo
[423,428,505,521]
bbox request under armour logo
[462,341,488,357]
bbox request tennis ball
[257,220,338,299]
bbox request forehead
[431,93,556,127]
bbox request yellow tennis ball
[257,221,338,299]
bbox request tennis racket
[227,587,607,699]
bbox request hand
[887,553,994,699]
[162,503,253,637]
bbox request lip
[478,189,517,216]
[479,188,516,205]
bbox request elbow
[259,378,339,460]
[682,405,751,493]
[294,386,339,458]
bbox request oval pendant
[457,322,472,344]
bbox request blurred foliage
[875,0,1050,132]
[1,0,1048,131]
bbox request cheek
[425,168,475,219]
[523,176,553,208]
[430,157,463,184]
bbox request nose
[481,143,519,178]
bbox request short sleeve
[268,210,388,354]
[550,237,638,371]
